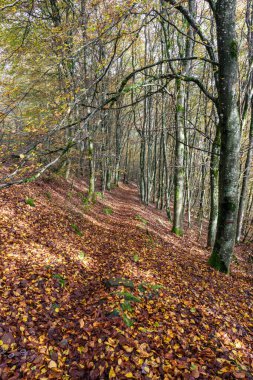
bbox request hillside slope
[0,177,252,380]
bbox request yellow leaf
[123,345,134,353]
[48,360,57,369]
[109,367,116,378]
[39,335,45,343]
[125,373,134,378]
[142,366,150,374]
[55,308,59,313]
[235,340,242,348]
[106,338,116,347]
[0,340,3,346]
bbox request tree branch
[163,0,216,64]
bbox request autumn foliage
[0,177,252,379]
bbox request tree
[208,0,241,272]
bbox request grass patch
[44,192,52,200]
[79,251,86,260]
[70,223,83,236]
[96,192,104,199]
[81,195,89,205]
[25,197,35,207]
[135,214,148,225]
[66,191,73,200]
[103,207,113,215]
[52,274,66,288]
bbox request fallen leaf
[48,360,57,369]
[109,367,116,379]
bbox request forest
[0,0,252,379]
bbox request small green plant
[120,301,133,312]
[45,192,52,200]
[25,197,35,207]
[117,291,141,303]
[107,309,120,318]
[81,195,89,205]
[104,277,134,289]
[150,284,163,291]
[145,229,155,247]
[135,214,148,225]
[103,207,113,215]
[96,192,104,199]
[66,191,73,199]
[79,251,86,260]
[133,253,139,263]
[122,313,134,327]
[52,303,60,312]
[53,274,66,288]
[70,223,83,236]
[138,282,163,299]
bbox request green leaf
[53,274,66,287]
[104,278,134,289]
[135,214,148,225]
[120,301,133,312]
[107,309,120,318]
[25,197,35,207]
[117,291,141,303]
[79,251,86,260]
[103,207,113,215]
[122,314,134,327]
[70,223,83,236]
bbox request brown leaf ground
[0,176,252,380]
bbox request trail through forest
[0,177,252,380]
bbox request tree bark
[236,98,253,241]
[208,0,241,273]
[207,127,220,247]
[172,79,185,236]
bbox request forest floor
[0,176,252,380]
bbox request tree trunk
[172,79,185,236]
[207,127,220,247]
[209,0,241,273]
[236,98,253,241]
[88,136,95,202]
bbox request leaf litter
[0,177,252,379]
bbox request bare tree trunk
[237,99,253,241]
[209,0,241,273]
[88,136,95,202]
[207,127,220,247]
[172,79,185,236]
